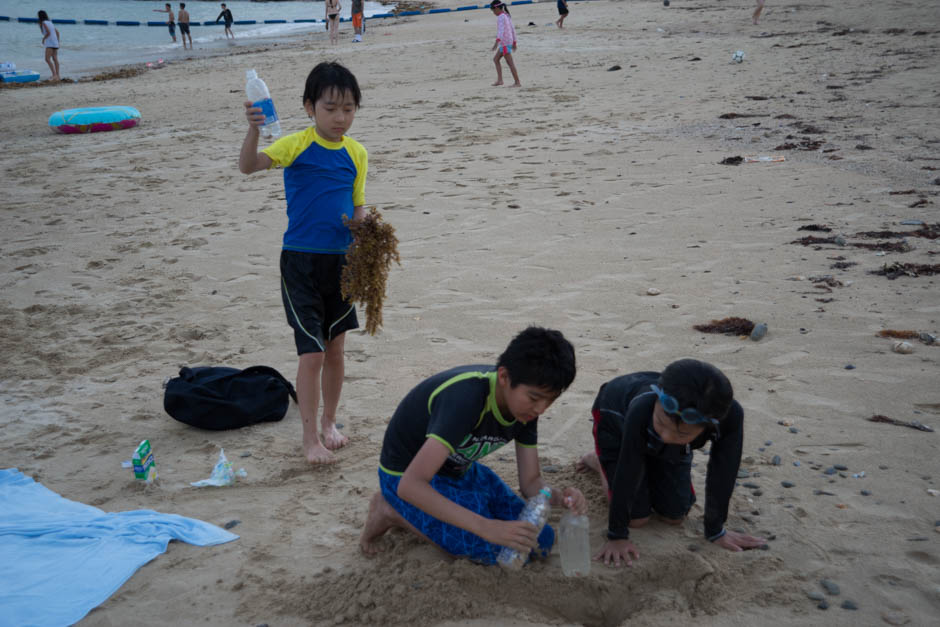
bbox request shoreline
[1,0,572,85]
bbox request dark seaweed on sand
[877,329,920,339]
[798,224,832,232]
[870,262,940,279]
[693,317,755,335]
[341,208,401,335]
[791,235,837,246]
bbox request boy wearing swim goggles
[577,359,766,567]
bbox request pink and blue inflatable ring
[48,106,141,134]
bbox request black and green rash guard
[379,365,538,479]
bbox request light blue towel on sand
[0,468,238,627]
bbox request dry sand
[1,0,939,625]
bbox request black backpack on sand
[164,365,297,430]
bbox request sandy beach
[1,0,938,625]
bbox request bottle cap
[539,487,551,498]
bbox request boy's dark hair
[302,62,361,108]
[658,359,733,422]
[497,327,575,392]
[180,2,185,8]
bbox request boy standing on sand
[360,327,587,565]
[178,3,192,50]
[153,3,176,43]
[578,359,766,567]
[239,62,368,465]
[351,0,364,42]
[555,0,569,29]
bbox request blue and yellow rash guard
[379,365,538,479]
[262,127,367,254]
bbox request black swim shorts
[179,23,190,35]
[279,250,358,355]
[168,22,176,36]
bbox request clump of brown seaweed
[341,208,401,335]
[693,317,755,336]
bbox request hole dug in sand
[249,539,795,626]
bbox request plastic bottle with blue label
[496,487,552,570]
[245,69,281,138]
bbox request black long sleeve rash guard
[593,373,744,541]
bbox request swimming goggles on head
[650,384,720,428]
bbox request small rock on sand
[820,579,840,595]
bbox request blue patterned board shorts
[379,463,555,565]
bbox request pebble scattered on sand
[834,464,848,471]
[806,590,825,602]
[742,482,760,489]
[781,481,795,488]
[738,469,750,478]
[240,451,252,458]
[861,490,872,496]
[224,519,241,530]
[646,287,661,295]
[789,427,799,434]
[772,455,782,466]
[541,464,559,473]
[844,364,855,370]
[814,489,835,496]
[892,341,914,354]
[794,461,801,467]
[841,600,858,610]
[820,579,840,596]
[881,610,911,625]
[818,600,829,610]
[749,322,768,341]
[824,467,837,475]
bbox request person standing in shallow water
[216,3,235,39]
[153,3,176,43]
[37,10,60,81]
[178,3,193,50]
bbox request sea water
[0,0,391,78]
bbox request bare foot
[304,441,337,465]
[321,422,348,450]
[576,451,609,493]
[492,80,503,87]
[360,491,398,555]
[576,451,600,473]
[510,82,521,88]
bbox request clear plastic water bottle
[559,511,591,576]
[245,69,281,138]
[497,487,552,570]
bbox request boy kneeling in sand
[578,359,766,566]
[360,327,586,564]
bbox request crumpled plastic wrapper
[191,448,247,487]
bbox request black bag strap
[240,365,298,403]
